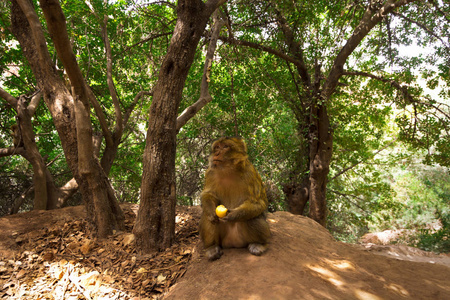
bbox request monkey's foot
[206,245,223,261]
[248,243,267,256]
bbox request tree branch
[219,35,305,70]
[101,15,123,140]
[344,70,450,120]
[0,88,17,111]
[0,87,18,108]
[115,32,173,58]
[274,9,311,89]
[322,0,416,99]
[392,11,450,50]
[428,0,450,23]
[16,0,54,73]
[0,147,26,157]
[40,0,95,173]
[123,90,153,127]
[328,189,368,213]
[176,10,226,131]
[27,91,42,116]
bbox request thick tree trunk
[39,0,125,237]
[11,0,79,195]
[308,104,333,226]
[134,0,226,253]
[12,0,124,235]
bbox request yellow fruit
[215,205,228,218]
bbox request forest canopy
[0,0,449,253]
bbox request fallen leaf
[16,269,26,279]
[80,240,94,255]
[122,233,135,246]
[156,274,166,284]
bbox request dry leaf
[122,233,135,246]
[79,270,100,287]
[156,274,166,284]
[80,240,94,255]
[16,269,26,279]
[43,251,54,261]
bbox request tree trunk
[16,96,48,210]
[133,0,226,253]
[283,177,309,215]
[12,0,125,235]
[308,104,333,226]
[1,86,62,211]
[39,0,125,237]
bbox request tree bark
[16,96,48,210]
[134,0,227,253]
[0,86,62,210]
[11,0,124,236]
[283,177,309,215]
[308,104,333,226]
[39,0,124,237]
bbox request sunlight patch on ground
[306,264,345,287]
[424,280,450,292]
[2,259,131,299]
[353,289,383,300]
[322,258,356,271]
[385,283,409,297]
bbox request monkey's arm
[224,197,267,221]
[200,191,220,223]
[223,172,268,221]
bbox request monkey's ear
[241,139,247,153]
[231,137,247,153]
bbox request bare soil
[0,206,449,299]
[166,212,450,300]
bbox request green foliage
[416,211,450,253]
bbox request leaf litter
[0,204,201,300]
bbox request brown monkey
[199,137,271,260]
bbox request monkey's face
[211,142,230,167]
[209,138,247,168]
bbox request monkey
[11,124,23,148]
[199,137,271,260]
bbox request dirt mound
[1,207,449,299]
[165,212,450,300]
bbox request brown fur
[199,137,271,260]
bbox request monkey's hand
[221,198,267,221]
[208,213,220,224]
[220,209,236,222]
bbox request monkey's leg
[200,216,223,260]
[206,245,223,260]
[245,216,271,256]
[248,243,267,256]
